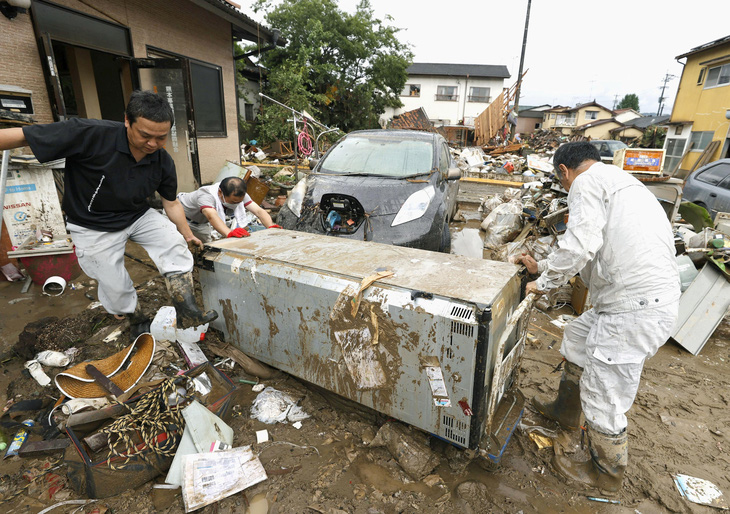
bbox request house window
[556,114,577,126]
[664,138,686,173]
[190,61,226,136]
[689,131,714,151]
[149,47,227,137]
[402,84,421,97]
[585,110,598,120]
[704,63,730,88]
[244,103,255,122]
[550,113,556,119]
[697,68,706,85]
[674,126,683,135]
[435,86,458,101]
[468,87,490,102]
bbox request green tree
[638,125,666,148]
[616,94,640,111]
[252,0,412,142]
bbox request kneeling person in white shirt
[178,176,280,242]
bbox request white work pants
[560,302,678,434]
[68,209,193,315]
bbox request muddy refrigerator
[199,230,532,464]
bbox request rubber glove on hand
[227,227,250,238]
[268,224,283,229]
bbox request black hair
[125,90,174,126]
[220,176,247,197]
[553,142,601,175]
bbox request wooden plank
[240,161,291,168]
[461,177,527,187]
[689,140,721,173]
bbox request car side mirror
[308,158,319,170]
[446,167,461,181]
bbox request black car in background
[277,130,461,252]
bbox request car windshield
[319,136,434,177]
[607,141,627,151]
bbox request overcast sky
[244,0,729,115]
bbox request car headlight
[391,185,435,226]
[286,179,308,218]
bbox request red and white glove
[227,227,250,238]
[268,224,283,229]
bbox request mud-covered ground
[0,184,728,514]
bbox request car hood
[305,173,436,216]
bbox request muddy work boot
[532,360,583,430]
[553,425,628,493]
[165,271,218,329]
[128,304,151,341]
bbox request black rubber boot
[553,424,628,493]
[128,304,151,341]
[532,360,583,430]
[165,271,218,329]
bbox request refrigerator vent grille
[442,414,468,446]
[451,320,474,338]
[450,305,473,322]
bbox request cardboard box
[613,148,665,175]
[570,276,590,314]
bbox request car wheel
[439,222,451,253]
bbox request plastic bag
[250,387,310,424]
[481,199,523,248]
[497,240,532,263]
[480,194,504,216]
[532,235,558,261]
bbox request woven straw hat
[55,333,156,399]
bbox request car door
[713,174,730,216]
[693,162,730,215]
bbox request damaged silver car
[277,130,461,252]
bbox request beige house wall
[582,122,621,140]
[0,0,240,184]
[575,106,613,125]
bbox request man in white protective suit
[517,141,680,492]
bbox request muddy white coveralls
[536,162,680,434]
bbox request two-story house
[541,101,615,138]
[380,63,510,128]
[663,35,730,175]
[0,0,281,191]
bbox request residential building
[541,101,614,136]
[610,115,670,143]
[515,104,551,136]
[613,108,642,124]
[380,63,510,128]
[0,0,281,191]
[664,35,730,175]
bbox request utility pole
[511,0,531,140]
[657,72,676,116]
[612,94,619,110]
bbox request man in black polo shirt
[0,90,217,339]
